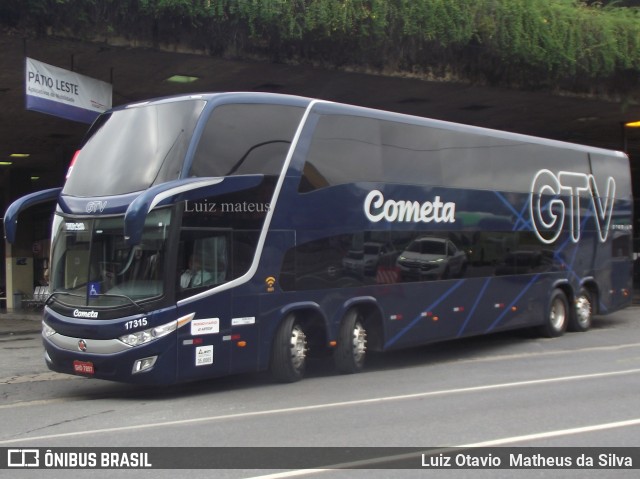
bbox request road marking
[242,418,640,479]
[452,341,640,364]
[459,417,640,447]
[0,398,76,410]
[1,367,639,444]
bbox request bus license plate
[73,360,94,375]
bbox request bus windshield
[49,208,172,309]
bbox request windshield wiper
[94,293,147,314]
[45,291,83,305]
[45,291,146,314]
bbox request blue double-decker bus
[4,92,633,385]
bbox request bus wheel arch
[569,283,598,332]
[539,287,569,338]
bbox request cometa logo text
[73,309,99,319]
[364,190,456,224]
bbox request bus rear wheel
[270,314,308,383]
[569,288,593,332]
[539,289,569,338]
[334,309,367,374]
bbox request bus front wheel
[334,309,367,374]
[270,314,308,383]
[539,289,569,338]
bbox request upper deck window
[298,114,445,192]
[298,112,591,194]
[63,99,206,197]
[189,104,304,178]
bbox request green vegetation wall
[2,0,639,94]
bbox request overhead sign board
[25,57,112,124]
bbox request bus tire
[334,309,367,374]
[539,289,569,338]
[569,287,593,332]
[270,314,308,383]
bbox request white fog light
[132,356,158,374]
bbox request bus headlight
[119,320,177,347]
[118,313,194,347]
[43,322,57,338]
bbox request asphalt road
[1,307,639,478]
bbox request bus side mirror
[3,187,62,244]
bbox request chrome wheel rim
[352,321,367,364]
[550,297,566,331]
[575,295,592,328]
[290,325,307,370]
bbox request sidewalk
[0,309,43,335]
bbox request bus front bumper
[43,331,178,385]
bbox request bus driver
[180,254,211,288]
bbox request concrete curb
[0,311,42,336]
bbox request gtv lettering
[86,201,107,213]
[530,169,615,244]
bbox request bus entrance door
[175,291,232,382]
